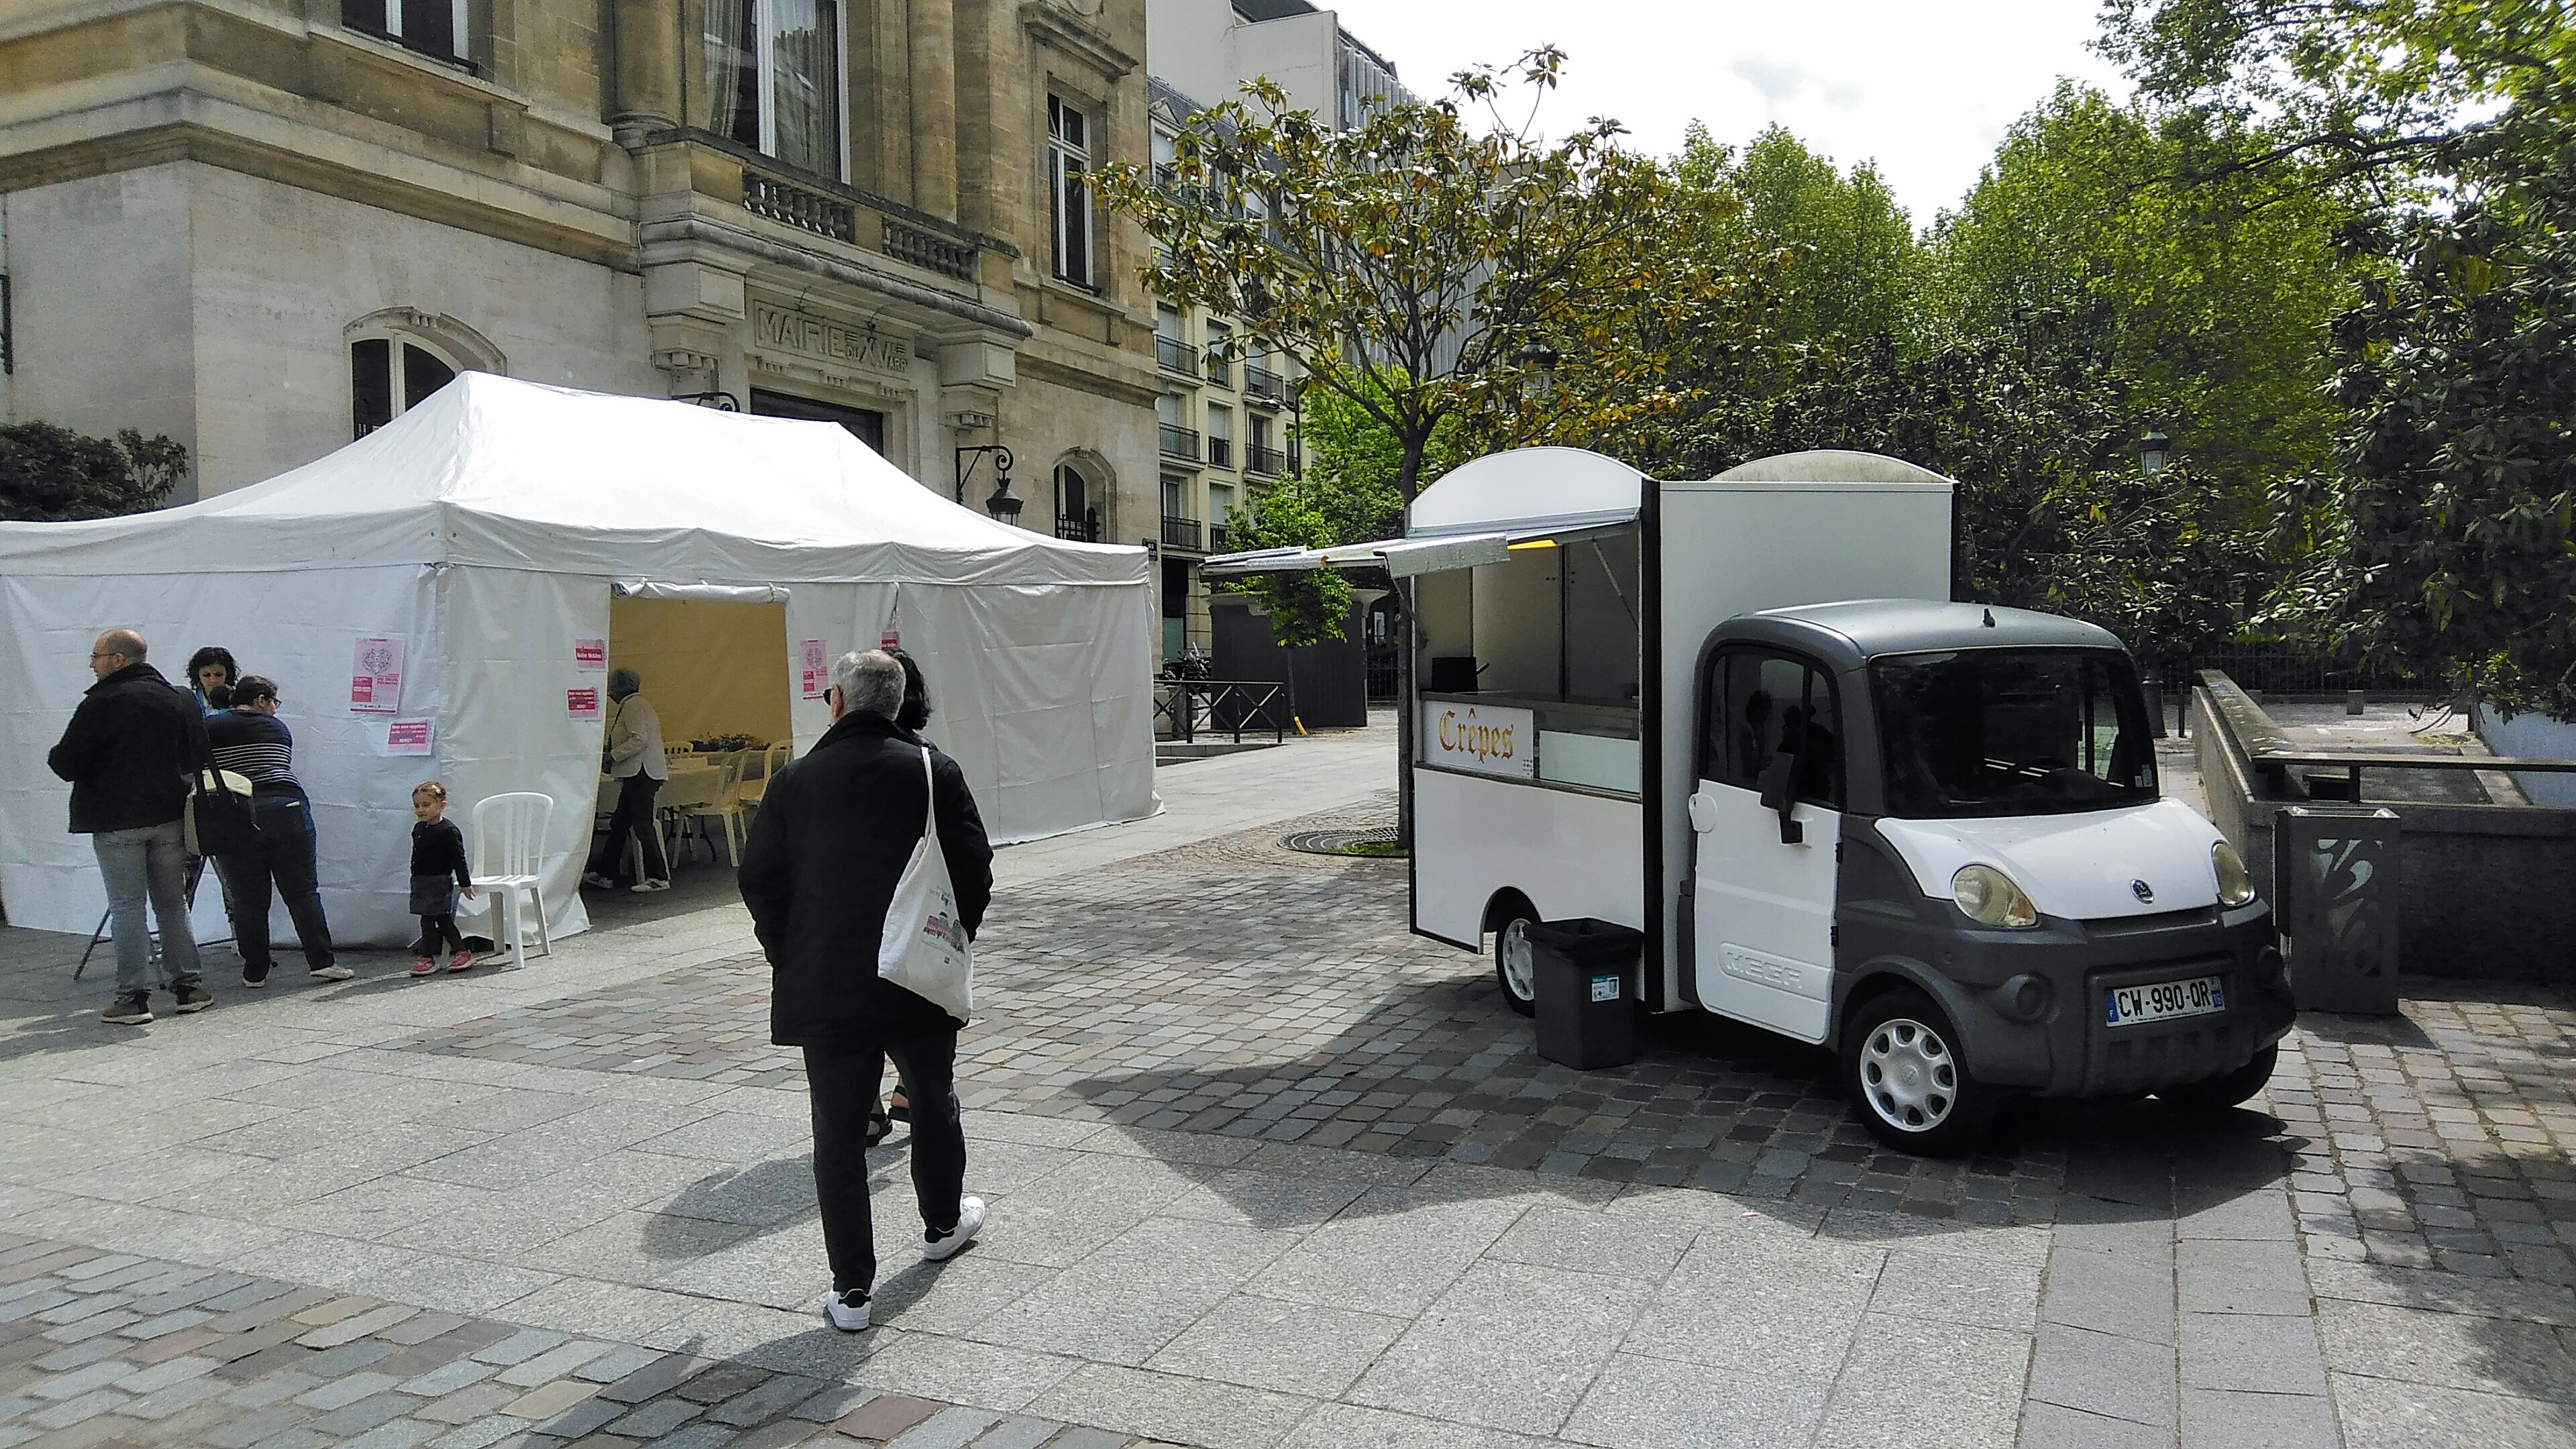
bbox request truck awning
[1203,528,1620,579]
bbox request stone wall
[2194,677,2576,980]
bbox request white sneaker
[629,878,671,893]
[922,1196,986,1262]
[818,1289,871,1332]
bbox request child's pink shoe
[445,950,476,973]
[410,957,439,977]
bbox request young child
[409,782,478,977]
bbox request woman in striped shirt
[207,676,352,986]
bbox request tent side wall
[789,580,1157,845]
[0,566,443,945]
[441,566,608,949]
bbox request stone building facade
[0,0,1161,590]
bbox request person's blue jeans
[213,800,337,973]
[92,820,201,997]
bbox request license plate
[2104,975,2226,1026]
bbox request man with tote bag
[739,650,994,1332]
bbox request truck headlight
[2212,841,2257,907]
[1952,864,2039,928]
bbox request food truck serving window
[1699,649,1843,810]
[1873,648,2157,818]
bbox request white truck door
[1690,650,1841,1042]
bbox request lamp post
[2137,431,2171,478]
[955,444,1014,517]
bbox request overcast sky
[1313,1,2133,227]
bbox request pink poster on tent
[798,639,830,700]
[350,637,403,713]
[386,719,434,756]
[568,687,600,720]
[879,630,901,651]
[574,638,607,672]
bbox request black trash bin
[1527,918,1642,1070]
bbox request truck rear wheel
[1493,914,1538,1018]
[1843,986,1998,1155]
[2157,1044,2278,1112]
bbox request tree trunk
[1393,439,1424,850]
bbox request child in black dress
[409,782,478,977]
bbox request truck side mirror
[1756,753,1803,845]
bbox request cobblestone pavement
[0,1232,1152,1449]
[6,734,2576,1448]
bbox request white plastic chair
[472,792,555,965]
[736,741,792,808]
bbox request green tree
[1675,123,1920,345]
[1099,49,1694,843]
[1919,83,2354,495]
[2275,88,2576,716]
[0,423,189,522]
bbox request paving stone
[608,1397,704,1438]
[472,1329,571,1367]
[708,1374,824,1428]
[297,1303,419,1349]
[834,1395,941,1441]
[598,1355,715,1405]
[504,1378,601,1420]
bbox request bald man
[48,629,213,1025]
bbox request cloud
[1729,55,1807,104]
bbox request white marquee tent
[0,374,1157,947]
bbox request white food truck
[1208,447,2290,1152]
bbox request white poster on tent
[350,637,404,712]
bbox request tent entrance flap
[607,594,793,749]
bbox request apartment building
[0,0,1162,574]
[1141,0,1409,658]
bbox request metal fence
[1155,678,1294,743]
[2170,651,2431,698]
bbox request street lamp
[1515,341,1560,403]
[2137,431,2171,478]
[955,444,1014,518]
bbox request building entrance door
[750,389,887,455]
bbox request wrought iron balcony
[1055,509,1102,543]
[1209,524,1234,552]
[1203,353,1232,388]
[1246,443,1288,476]
[1158,424,1201,462]
[1161,515,1203,550]
[1244,364,1286,404]
[1156,336,1199,376]
[1207,437,1234,468]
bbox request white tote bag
[876,747,974,1021]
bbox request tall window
[706,0,843,178]
[351,338,460,437]
[1049,95,1093,286]
[342,0,468,63]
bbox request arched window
[343,311,504,438]
[1053,459,1105,541]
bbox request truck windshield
[1873,648,2158,818]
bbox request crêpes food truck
[1207,447,2292,1153]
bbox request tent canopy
[0,374,1145,588]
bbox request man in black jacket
[47,629,211,1025]
[739,649,994,1333]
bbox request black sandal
[887,1089,912,1124]
[863,1101,892,1149]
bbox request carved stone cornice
[1018,1,1136,80]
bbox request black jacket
[739,712,994,1047]
[412,818,472,889]
[46,663,206,834]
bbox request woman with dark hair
[186,645,239,716]
[206,675,350,985]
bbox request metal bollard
[2346,689,2366,716]
[2273,806,2401,1014]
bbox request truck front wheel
[2157,1044,2279,1112]
[1843,986,1998,1155]
[1493,915,1538,1018]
